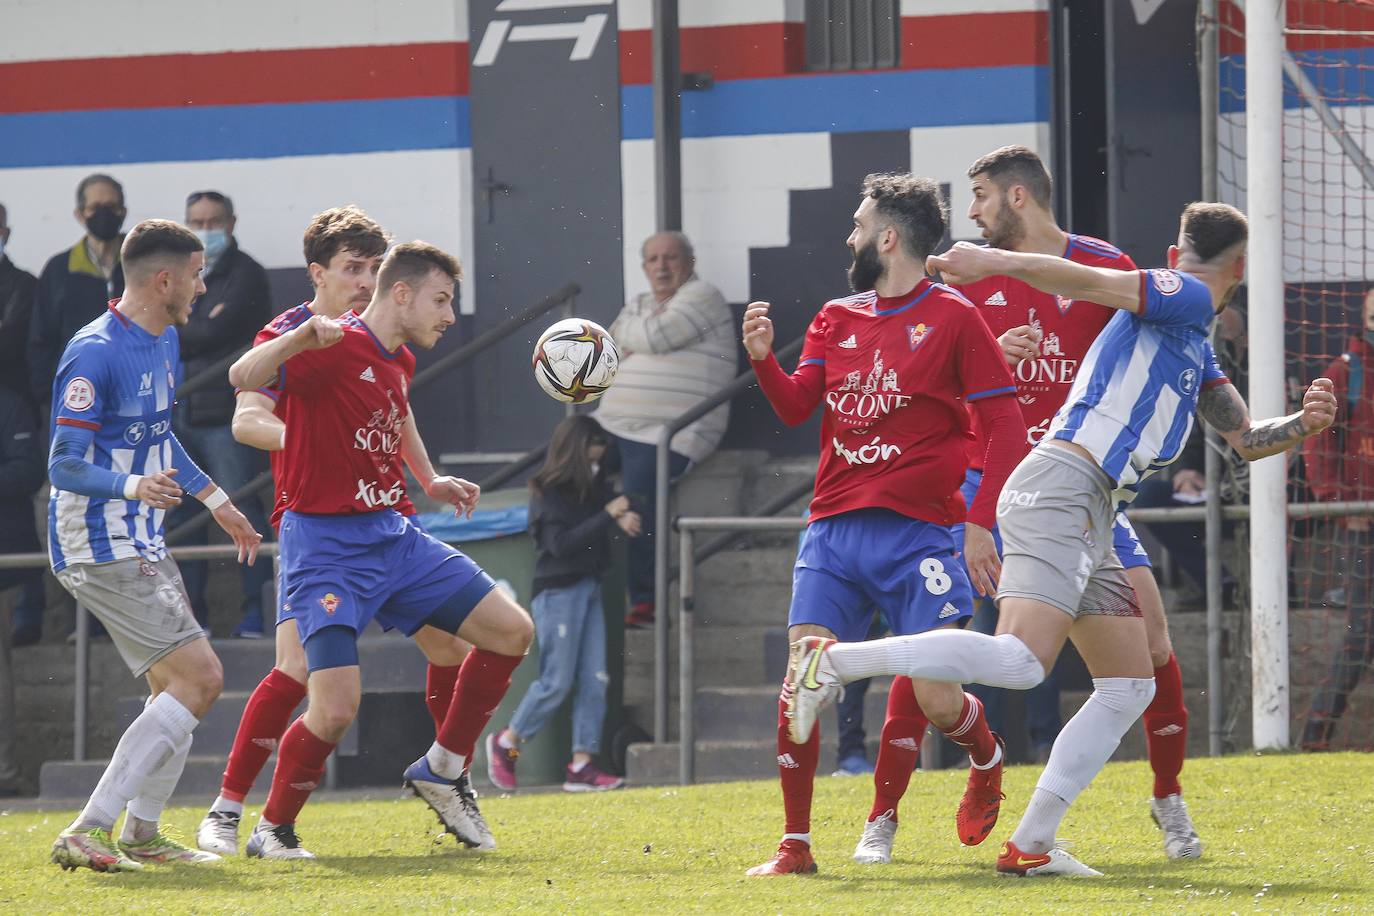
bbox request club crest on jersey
[319,593,342,616]
[907,323,934,351]
[1055,295,1074,315]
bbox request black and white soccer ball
[531,318,620,404]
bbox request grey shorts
[56,556,205,676]
[994,445,1141,620]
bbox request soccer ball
[532,318,620,404]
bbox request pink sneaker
[485,731,518,791]
[562,761,624,792]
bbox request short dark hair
[377,240,462,294]
[76,173,125,210]
[1180,202,1248,262]
[861,172,948,261]
[186,189,234,218]
[302,205,389,269]
[967,145,1053,209]
[121,219,203,271]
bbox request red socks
[869,676,928,822]
[436,649,523,759]
[261,717,337,825]
[1144,653,1188,798]
[425,663,461,737]
[776,692,820,836]
[220,668,307,802]
[941,692,998,766]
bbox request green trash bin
[420,488,627,789]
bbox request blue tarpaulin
[417,505,529,544]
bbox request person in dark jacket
[0,384,46,788]
[1301,287,1374,750]
[484,416,641,792]
[0,202,38,417]
[170,190,273,636]
[28,174,127,418]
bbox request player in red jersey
[196,210,475,857]
[741,173,1026,876]
[861,146,1202,866]
[224,242,532,859]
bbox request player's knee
[186,655,224,713]
[496,607,534,656]
[308,695,360,741]
[994,633,1046,689]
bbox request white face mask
[590,461,601,477]
[0,237,6,261]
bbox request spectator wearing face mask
[28,174,128,421]
[171,190,273,637]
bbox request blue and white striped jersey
[47,306,194,571]
[1047,269,1230,509]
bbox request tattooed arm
[1196,378,1338,461]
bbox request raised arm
[231,390,286,451]
[744,301,827,426]
[1197,378,1337,461]
[929,242,1143,313]
[227,314,342,392]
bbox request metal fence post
[653,429,672,742]
[73,603,89,762]
[678,525,695,785]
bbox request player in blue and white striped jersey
[48,219,262,874]
[783,202,1338,877]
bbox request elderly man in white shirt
[596,231,735,628]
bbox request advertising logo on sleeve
[1153,270,1184,295]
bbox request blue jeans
[509,577,609,754]
[605,435,689,606]
[966,598,1062,752]
[169,422,273,628]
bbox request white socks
[211,794,244,816]
[426,741,467,780]
[1010,677,1156,854]
[77,692,199,830]
[827,631,1045,690]
[126,731,192,827]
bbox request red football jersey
[793,279,1016,526]
[274,313,417,518]
[957,234,1136,461]
[252,305,416,527]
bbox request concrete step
[627,738,880,786]
[691,683,892,742]
[42,687,435,801]
[211,634,429,693]
[693,547,798,628]
[622,624,788,690]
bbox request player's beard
[986,196,1026,250]
[847,238,883,292]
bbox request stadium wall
[0,0,1050,454]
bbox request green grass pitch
[4,752,1371,913]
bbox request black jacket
[0,255,37,411]
[529,478,616,599]
[178,242,271,427]
[0,386,43,552]
[28,239,124,409]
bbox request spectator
[0,383,45,792]
[28,174,127,418]
[0,202,46,647]
[1301,287,1374,750]
[0,202,38,415]
[485,416,640,792]
[170,190,273,636]
[595,232,735,628]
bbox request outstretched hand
[212,501,263,565]
[926,241,1005,286]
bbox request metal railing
[652,334,807,740]
[163,283,581,545]
[669,499,1374,784]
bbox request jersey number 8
[920,557,952,596]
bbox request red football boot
[746,839,818,876]
[956,734,1005,846]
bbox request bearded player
[785,202,1337,876]
[741,173,1026,876]
[858,146,1202,863]
[197,208,475,856]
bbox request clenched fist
[294,315,345,351]
[742,302,775,361]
